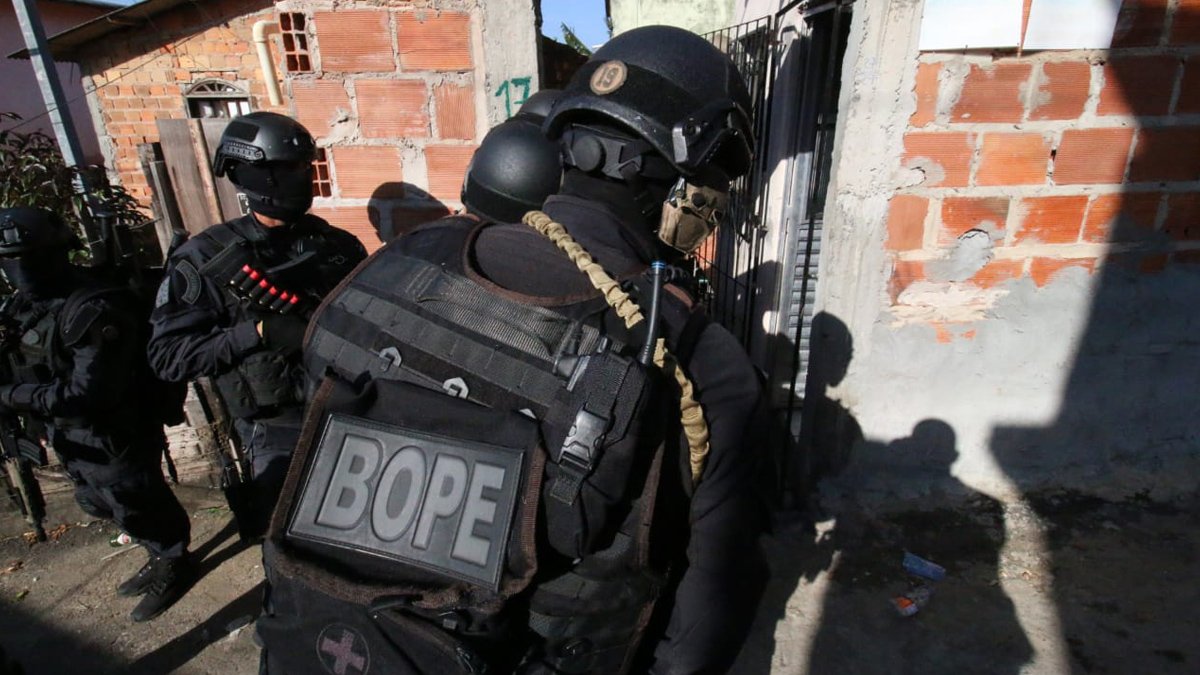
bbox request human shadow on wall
[986,3,1200,671]
[367,182,452,244]
[806,420,1032,675]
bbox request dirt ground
[1,483,1197,674]
[0,485,260,675]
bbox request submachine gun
[0,308,47,542]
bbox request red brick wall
[80,0,283,206]
[79,1,482,252]
[888,0,1200,315]
[290,4,480,251]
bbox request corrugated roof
[7,0,195,61]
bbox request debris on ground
[902,551,946,581]
[2,560,22,575]
[47,524,70,541]
[892,583,934,617]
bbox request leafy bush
[0,111,151,264]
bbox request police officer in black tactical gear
[256,25,768,675]
[147,112,366,539]
[0,206,195,622]
[461,89,562,222]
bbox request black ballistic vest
[259,217,689,674]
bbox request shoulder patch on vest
[155,275,171,308]
[176,259,202,305]
[61,301,104,347]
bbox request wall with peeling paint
[808,0,1200,509]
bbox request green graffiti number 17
[495,77,532,118]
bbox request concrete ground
[1,478,1197,674]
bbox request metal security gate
[780,2,852,433]
[701,1,853,433]
[697,16,778,347]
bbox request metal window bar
[698,16,780,347]
[784,3,853,439]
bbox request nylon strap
[522,210,712,485]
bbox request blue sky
[540,0,610,50]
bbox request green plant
[561,23,593,56]
[0,111,150,264]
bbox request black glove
[260,314,309,355]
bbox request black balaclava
[232,162,314,223]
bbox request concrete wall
[809,0,1200,508]
[0,0,113,164]
[609,0,735,36]
[76,0,538,251]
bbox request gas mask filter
[657,177,729,254]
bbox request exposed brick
[291,80,351,138]
[1174,249,1200,264]
[1014,196,1088,244]
[397,12,472,71]
[1176,57,1200,114]
[1054,128,1135,184]
[1030,61,1090,121]
[381,205,454,239]
[356,79,429,138]
[1170,0,1200,44]
[434,82,476,140]
[889,260,925,302]
[1129,127,1200,182]
[1112,0,1169,47]
[1163,193,1200,240]
[311,206,383,253]
[425,145,477,200]
[332,146,404,199]
[976,133,1050,186]
[314,11,395,73]
[1082,193,1162,242]
[970,260,1025,288]
[1098,56,1179,116]
[886,195,928,251]
[1140,253,1169,273]
[952,63,1031,123]
[1030,258,1097,287]
[941,197,1009,242]
[902,132,974,188]
[910,61,940,127]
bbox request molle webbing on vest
[306,251,607,420]
[523,210,712,484]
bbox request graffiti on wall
[494,76,532,118]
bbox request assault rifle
[0,309,47,542]
[1,417,48,542]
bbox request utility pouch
[214,351,300,419]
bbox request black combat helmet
[0,206,79,294]
[213,112,317,222]
[0,206,78,257]
[543,25,754,180]
[462,90,564,223]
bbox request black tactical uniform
[147,113,366,537]
[257,26,769,675]
[0,207,193,622]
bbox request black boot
[117,556,157,597]
[130,554,198,622]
